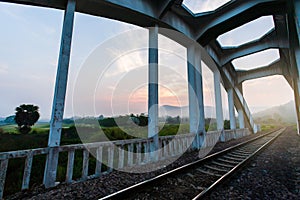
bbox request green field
[0,121,194,196]
[0,117,234,197]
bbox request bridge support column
[293,78,300,135]
[187,44,204,149]
[238,109,245,129]
[228,88,236,130]
[214,70,225,141]
[291,0,300,135]
[44,0,75,188]
[187,44,198,148]
[148,25,159,160]
[195,47,206,148]
[236,83,245,129]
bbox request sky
[0,1,295,120]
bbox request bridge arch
[1,0,300,194]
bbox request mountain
[160,105,189,117]
[253,101,296,124]
[160,105,229,119]
[249,106,272,114]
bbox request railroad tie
[204,164,228,173]
[211,161,235,168]
[196,168,222,177]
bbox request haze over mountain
[160,105,229,119]
[0,102,296,124]
[253,101,296,124]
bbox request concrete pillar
[194,47,206,147]
[227,88,236,129]
[44,0,75,188]
[187,45,198,134]
[236,83,245,129]
[238,108,245,129]
[214,71,225,141]
[292,1,300,135]
[148,25,159,159]
[187,44,199,149]
[293,78,300,134]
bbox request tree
[14,104,40,134]
[224,120,230,130]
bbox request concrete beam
[5,0,288,45]
[238,108,245,129]
[220,29,289,65]
[148,25,159,159]
[2,0,65,10]
[228,88,236,130]
[217,15,289,65]
[237,59,283,83]
[284,75,294,90]
[194,0,286,45]
[187,44,199,149]
[293,78,300,135]
[3,0,269,138]
[287,0,300,135]
[214,70,225,141]
[187,45,197,134]
[158,0,183,19]
[222,66,256,133]
[194,47,206,148]
[44,0,75,188]
[200,44,256,133]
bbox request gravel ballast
[208,126,300,200]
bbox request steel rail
[192,127,285,199]
[99,128,285,200]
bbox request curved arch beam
[193,0,286,45]
[220,29,289,65]
[237,59,284,83]
[2,0,275,134]
[200,48,257,133]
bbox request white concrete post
[187,44,199,149]
[227,88,236,129]
[293,79,300,135]
[236,83,245,129]
[148,25,159,160]
[44,0,75,188]
[194,47,206,148]
[293,0,300,135]
[238,108,245,129]
[214,70,225,141]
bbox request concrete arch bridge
[0,0,299,198]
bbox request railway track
[100,128,286,200]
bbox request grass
[260,124,276,132]
[0,122,194,196]
[0,120,282,197]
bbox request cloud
[183,0,231,13]
[232,49,280,70]
[0,64,8,74]
[104,49,147,77]
[217,16,274,47]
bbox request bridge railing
[0,128,249,198]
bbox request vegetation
[14,104,40,134]
[0,112,277,197]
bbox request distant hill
[0,115,15,126]
[253,101,296,124]
[160,105,229,119]
[160,105,189,117]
